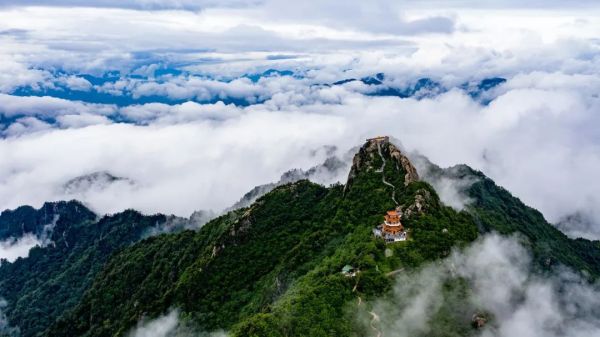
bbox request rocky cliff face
[346,137,419,190]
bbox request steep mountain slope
[0,202,168,337]
[47,138,479,337]
[415,159,600,278]
[0,201,94,242]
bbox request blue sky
[0,0,599,240]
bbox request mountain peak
[346,136,419,188]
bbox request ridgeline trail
[376,141,398,206]
[354,278,383,337]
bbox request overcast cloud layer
[0,1,599,239]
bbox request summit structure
[374,209,407,242]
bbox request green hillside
[0,202,167,337]
[417,160,600,278]
[1,138,598,337]
[46,138,479,337]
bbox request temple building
[366,136,389,143]
[373,209,407,243]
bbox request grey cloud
[407,0,600,9]
[0,29,29,39]
[259,0,456,35]
[0,0,259,11]
[556,211,600,241]
[0,0,454,37]
[409,153,477,211]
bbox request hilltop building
[366,136,389,143]
[341,265,358,277]
[374,209,407,243]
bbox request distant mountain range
[62,171,134,195]
[2,71,506,131]
[331,72,506,103]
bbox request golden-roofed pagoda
[374,209,407,243]
[383,210,404,235]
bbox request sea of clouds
[0,0,599,242]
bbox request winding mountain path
[369,311,382,337]
[354,279,383,337]
[385,268,405,277]
[376,141,398,206]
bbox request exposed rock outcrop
[346,137,419,190]
[398,188,432,219]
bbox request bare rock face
[398,188,432,219]
[471,313,488,329]
[393,151,419,186]
[346,136,419,188]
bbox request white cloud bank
[127,309,227,337]
[367,234,600,337]
[0,234,43,263]
[2,73,599,237]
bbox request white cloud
[0,234,42,263]
[59,75,93,91]
[127,309,227,337]
[0,0,255,11]
[367,234,600,337]
[0,112,347,216]
[120,101,243,124]
[55,113,112,128]
[0,94,116,118]
[128,310,179,337]
[0,57,52,93]
[2,117,52,137]
[0,75,599,238]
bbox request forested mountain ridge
[45,137,480,336]
[0,202,168,337]
[0,201,95,242]
[1,137,598,337]
[411,157,600,277]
